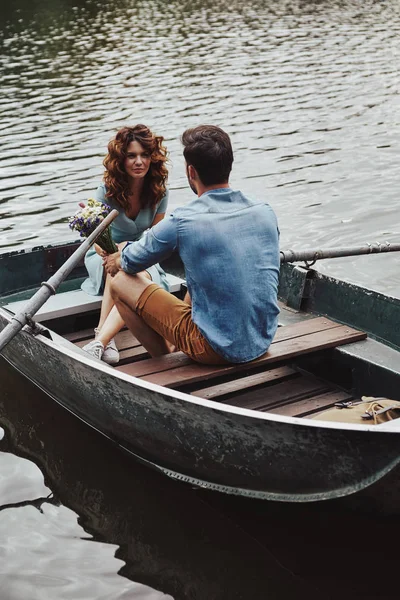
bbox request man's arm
[104,215,178,277]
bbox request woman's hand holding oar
[0,209,119,353]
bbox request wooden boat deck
[67,316,366,419]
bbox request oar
[280,241,400,265]
[0,209,119,353]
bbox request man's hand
[103,250,121,277]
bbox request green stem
[96,227,118,254]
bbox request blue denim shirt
[121,188,280,363]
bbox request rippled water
[1,0,400,292]
[2,1,400,598]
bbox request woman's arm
[150,190,168,228]
[151,212,165,227]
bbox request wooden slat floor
[67,316,365,418]
[66,327,149,365]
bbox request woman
[81,124,169,364]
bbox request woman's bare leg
[95,305,124,347]
[97,273,115,330]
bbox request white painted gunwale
[0,306,396,434]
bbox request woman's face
[124,140,151,180]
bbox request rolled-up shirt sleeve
[120,214,178,274]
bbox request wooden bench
[3,274,184,323]
[115,316,366,390]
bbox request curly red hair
[103,124,168,210]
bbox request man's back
[174,188,280,362]
[115,125,281,365]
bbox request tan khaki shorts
[135,283,229,365]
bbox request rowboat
[1,239,400,513]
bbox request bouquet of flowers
[69,198,118,254]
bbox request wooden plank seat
[116,316,366,390]
[191,365,354,416]
[190,365,297,400]
[217,370,354,415]
[268,389,354,418]
[3,273,184,322]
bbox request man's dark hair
[181,125,233,185]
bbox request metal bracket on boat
[303,258,317,269]
[24,315,49,337]
[21,281,56,337]
[286,265,314,311]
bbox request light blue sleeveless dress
[81,184,169,295]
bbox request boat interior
[4,274,381,422]
[76,315,364,419]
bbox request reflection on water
[1,0,400,293]
[1,3,400,594]
[2,354,400,599]
[0,357,320,600]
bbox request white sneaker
[102,338,120,366]
[82,339,104,361]
[93,328,120,366]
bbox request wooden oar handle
[280,241,400,264]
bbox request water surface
[1,0,400,293]
[2,1,400,597]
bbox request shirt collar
[201,187,233,197]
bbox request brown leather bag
[311,396,400,425]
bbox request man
[103,125,280,365]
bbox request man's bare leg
[109,271,171,357]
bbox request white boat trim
[19,316,400,436]
[2,273,184,322]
